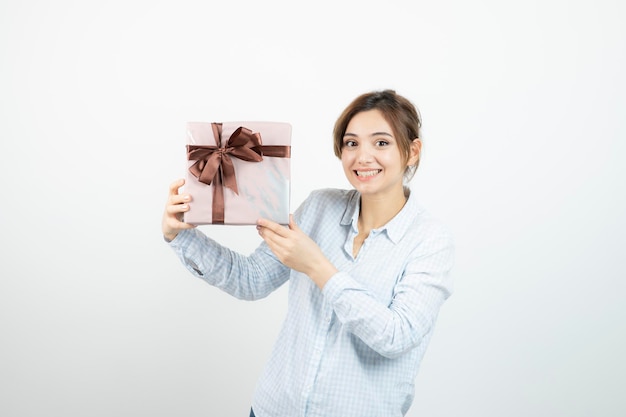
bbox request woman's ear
[407,138,422,166]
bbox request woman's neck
[358,187,408,232]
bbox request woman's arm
[257,213,454,358]
[323,231,454,358]
[256,215,338,288]
[169,229,290,300]
[163,178,290,300]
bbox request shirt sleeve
[168,228,290,300]
[322,226,455,359]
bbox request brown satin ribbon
[187,123,291,224]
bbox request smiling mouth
[355,169,382,177]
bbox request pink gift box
[183,121,292,225]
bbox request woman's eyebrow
[343,131,393,138]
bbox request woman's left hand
[257,215,337,289]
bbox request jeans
[249,408,255,417]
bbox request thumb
[288,214,301,232]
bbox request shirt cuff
[322,271,356,304]
[165,228,195,248]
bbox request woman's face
[341,109,412,198]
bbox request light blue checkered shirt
[169,188,454,417]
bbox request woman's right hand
[162,178,196,241]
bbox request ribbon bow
[187,124,264,195]
[187,122,290,224]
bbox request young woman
[162,90,454,417]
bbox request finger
[257,223,275,241]
[168,192,191,206]
[168,178,186,196]
[257,225,288,249]
[166,203,194,224]
[167,200,191,215]
[257,218,290,237]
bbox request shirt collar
[340,188,422,244]
[340,190,360,229]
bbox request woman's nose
[357,147,373,163]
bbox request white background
[1,0,624,416]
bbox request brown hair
[333,89,422,181]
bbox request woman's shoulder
[409,203,455,249]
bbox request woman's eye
[343,140,357,147]
[375,140,389,147]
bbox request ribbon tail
[212,168,225,224]
[221,155,238,195]
[196,153,222,185]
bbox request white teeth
[356,170,380,177]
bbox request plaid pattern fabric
[169,188,454,417]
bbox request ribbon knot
[187,124,264,195]
[186,122,291,224]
